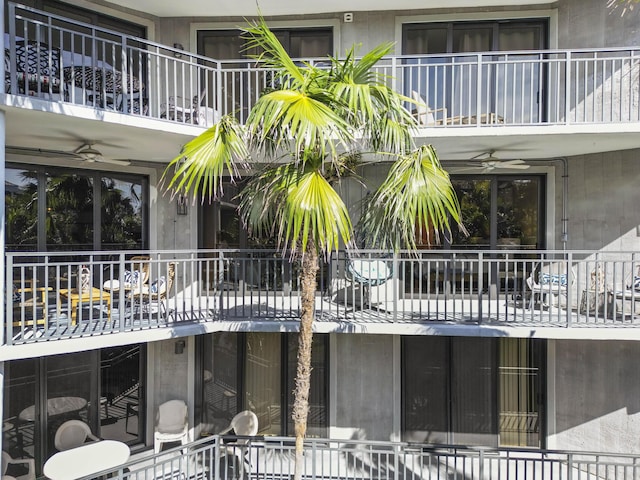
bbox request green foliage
[162,17,462,257]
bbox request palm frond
[161,115,249,201]
[247,89,353,161]
[358,145,464,251]
[239,162,353,256]
[242,18,306,86]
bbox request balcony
[5,248,640,349]
[4,3,640,162]
[54,434,640,480]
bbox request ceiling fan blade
[6,146,80,159]
[94,157,132,166]
[498,159,526,166]
[493,163,530,169]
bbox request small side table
[58,287,111,324]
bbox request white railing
[5,3,640,128]
[6,249,640,345]
[82,434,640,480]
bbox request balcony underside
[5,103,640,167]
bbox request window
[402,337,545,448]
[448,176,544,250]
[5,165,148,252]
[3,345,146,475]
[197,27,333,122]
[403,19,548,123]
[198,332,328,437]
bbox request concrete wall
[154,0,640,56]
[563,149,640,251]
[553,339,640,453]
[148,337,195,445]
[331,333,396,441]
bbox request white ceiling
[6,104,640,169]
[102,0,554,17]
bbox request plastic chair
[154,399,189,453]
[54,420,100,451]
[2,451,36,480]
[219,411,259,480]
[219,410,259,438]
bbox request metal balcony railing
[6,248,640,346]
[5,3,640,128]
[76,434,640,480]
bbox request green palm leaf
[162,115,248,201]
[239,160,352,256]
[359,145,464,251]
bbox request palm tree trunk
[293,246,319,480]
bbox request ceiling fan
[6,143,131,166]
[460,150,530,172]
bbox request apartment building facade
[2,0,640,476]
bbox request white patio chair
[154,399,189,453]
[526,262,576,310]
[54,420,100,451]
[2,451,35,480]
[219,411,259,480]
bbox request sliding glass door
[403,19,548,123]
[403,337,545,448]
[198,332,328,437]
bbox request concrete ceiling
[5,105,640,169]
[102,0,554,17]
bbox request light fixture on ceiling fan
[74,143,131,166]
[463,150,530,172]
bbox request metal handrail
[79,434,640,480]
[5,248,640,346]
[6,2,640,128]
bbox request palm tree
[163,19,463,480]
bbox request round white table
[43,440,130,480]
[19,396,87,421]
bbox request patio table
[43,439,130,480]
[19,396,87,422]
[58,287,111,324]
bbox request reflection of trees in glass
[6,170,38,249]
[453,179,490,245]
[498,180,538,244]
[6,169,145,251]
[101,178,143,249]
[46,175,94,249]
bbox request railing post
[479,448,484,480]
[393,253,399,323]
[566,252,573,328]
[394,443,400,480]
[477,252,483,323]
[567,452,573,480]
[118,252,126,332]
[565,51,571,125]
[476,53,483,126]
[121,35,129,113]
[4,254,12,346]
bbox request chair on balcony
[103,255,150,293]
[526,262,576,310]
[161,90,219,126]
[7,41,62,98]
[129,262,175,317]
[154,399,189,453]
[219,411,259,480]
[53,420,100,451]
[411,90,449,126]
[1,451,35,480]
